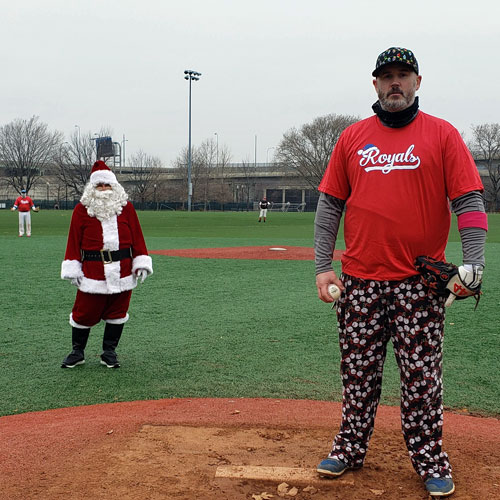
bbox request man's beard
[80,183,128,221]
[378,87,416,112]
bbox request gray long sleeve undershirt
[314,190,487,275]
[314,192,345,275]
[451,191,487,267]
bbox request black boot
[61,327,90,368]
[100,323,124,368]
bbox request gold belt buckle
[100,249,113,264]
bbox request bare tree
[127,150,162,207]
[216,144,232,208]
[0,116,63,193]
[173,145,207,207]
[174,139,233,209]
[468,123,500,211]
[239,159,256,209]
[275,113,359,189]
[197,138,217,210]
[56,129,97,198]
[53,127,116,202]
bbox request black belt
[81,248,132,264]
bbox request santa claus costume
[61,160,153,368]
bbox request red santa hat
[89,160,118,185]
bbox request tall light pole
[254,134,257,168]
[215,132,222,210]
[122,134,128,173]
[113,141,122,172]
[92,133,99,159]
[214,132,218,167]
[74,125,81,168]
[60,141,69,160]
[266,147,275,164]
[184,69,202,211]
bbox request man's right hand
[316,270,344,303]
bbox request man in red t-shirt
[11,189,39,237]
[314,47,487,498]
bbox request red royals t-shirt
[318,111,484,281]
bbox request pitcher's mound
[1,398,498,499]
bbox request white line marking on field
[215,465,354,484]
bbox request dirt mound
[1,398,498,499]
[150,246,343,261]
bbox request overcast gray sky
[1,0,499,166]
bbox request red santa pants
[71,290,132,327]
[328,273,451,481]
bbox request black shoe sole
[100,360,120,368]
[61,359,85,368]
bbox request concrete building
[0,161,495,211]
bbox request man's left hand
[445,264,483,307]
[459,264,483,288]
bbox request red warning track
[150,246,344,261]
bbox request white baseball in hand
[328,284,341,300]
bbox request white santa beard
[81,183,128,221]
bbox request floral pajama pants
[328,273,452,480]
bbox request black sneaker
[100,351,120,368]
[61,350,85,368]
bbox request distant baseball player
[60,160,153,369]
[258,197,271,222]
[314,47,487,497]
[11,189,39,237]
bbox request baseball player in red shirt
[314,47,486,498]
[11,189,39,236]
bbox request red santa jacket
[61,202,153,294]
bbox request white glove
[136,269,148,283]
[70,276,82,287]
[445,264,483,307]
[460,264,483,288]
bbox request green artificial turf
[0,209,498,417]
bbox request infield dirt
[1,398,499,500]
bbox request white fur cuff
[132,255,153,275]
[61,259,83,280]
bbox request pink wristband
[457,211,488,231]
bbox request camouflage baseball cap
[372,47,419,77]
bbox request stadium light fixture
[184,69,202,211]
